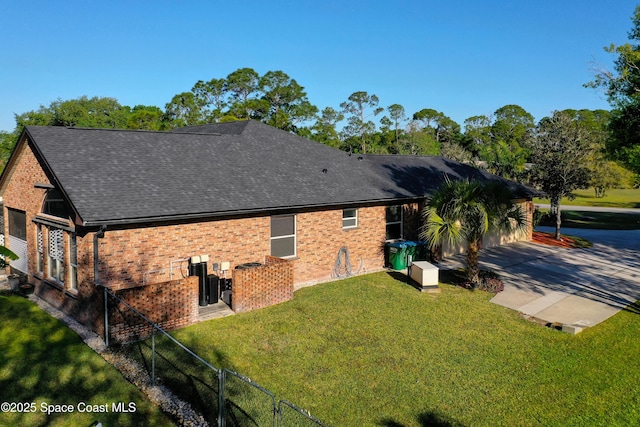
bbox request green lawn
[534,187,640,208]
[173,272,640,427]
[537,210,640,230]
[0,292,174,427]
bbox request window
[385,205,403,240]
[8,208,26,240]
[342,209,358,229]
[69,233,78,290]
[42,189,72,219]
[271,215,296,258]
[48,227,65,283]
[36,224,44,274]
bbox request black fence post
[218,369,225,427]
[103,286,109,347]
[151,327,156,386]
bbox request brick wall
[107,276,198,344]
[96,204,426,292]
[232,256,294,313]
[294,206,388,287]
[1,138,106,337]
[1,138,49,274]
[97,216,271,289]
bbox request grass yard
[173,272,640,427]
[0,292,174,427]
[534,187,640,209]
[537,210,640,230]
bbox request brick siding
[232,255,294,313]
[97,216,271,289]
[96,204,416,291]
[107,276,198,344]
[1,139,50,274]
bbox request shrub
[477,270,504,293]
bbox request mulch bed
[532,231,578,248]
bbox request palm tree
[420,178,528,286]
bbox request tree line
[2,81,634,188]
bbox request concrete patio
[437,227,640,333]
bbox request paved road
[438,227,640,333]
[535,204,640,214]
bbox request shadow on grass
[0,293,168,427]
[538,211,640,230]
[437,269,467,287]
[385,270,421,291]
[386,268,472,290]
[112,311,281,426]
[380,410,466,427]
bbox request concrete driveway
[437,227,640,333]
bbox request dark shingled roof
[19,120,537,226]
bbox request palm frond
[420,206,463,249]
[421,177,526,250]
[0,246,18,261]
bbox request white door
[8,209,28,273]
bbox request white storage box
[409,261,440,292]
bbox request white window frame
[47,227,65,284]
[385,205,403,241]
[270,214,297,258]
[36,224,44,274]
[342,209,358,229]
[69,232,78,291]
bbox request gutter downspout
[93,226,107,345]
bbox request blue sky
[0,1,636,133]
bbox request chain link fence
[104,287,326,427]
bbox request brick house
[0,120,536,340]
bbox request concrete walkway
[437,227,640,333]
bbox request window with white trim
[69,233,78,290]
[342,209,358,229]
[48,227,65,283]
[38,188,76,290]
[385,205,403,240]
[270,215,296,258]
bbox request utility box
[409,261,440,293]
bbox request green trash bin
[387,242,409,270]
